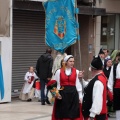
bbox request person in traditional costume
[47,59,65,105]
[51,55,83,120]
[99,48,105,66]
[103,49,111,60]
[52,52,67,77]
[32,78,41,102]
[108,51,120,120]
[19,66,38,102]
[103,58,112,79]
[79,55,107,120]
[103,58,113,117]
[110,50,120,64]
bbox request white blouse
[83,73,104,118]
[108,63,120,92]
[23,72,38,94]
[89,80,104,117]
[54,68,83,100]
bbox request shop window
[101,15,115,52]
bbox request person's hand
[56,95,62,100]
[47,78,51,81]
[79,99,82,103]
[28,79,31,83]
[78,70,84,80]
[88,117,94,120]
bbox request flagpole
[75,0,82,70]
[75,0,84,93]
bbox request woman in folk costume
[103,58,113,117]
[19,66,38,101]
[52,55,83,120]
[103,58,112,79]
[108,52,120,120]
[110,50,120,64]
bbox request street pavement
[0,99,116,120]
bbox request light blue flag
[43,0,77,53]
[0,55,4,100]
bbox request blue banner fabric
[0,55,4,100]
[43,0,77,53]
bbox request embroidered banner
[43,0,77,53]
[0,55,4,100]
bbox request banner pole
[75,0,82,70]
[75,0,84,93]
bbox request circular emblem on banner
[54,16,66,39]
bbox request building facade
[12,0,105,94]
[0,0,120,101]
[95,0,120,53]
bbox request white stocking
[116,110,120,120]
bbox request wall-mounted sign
[88,44,93,53]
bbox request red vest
[60,68,76,86]
[98,73,107,114]
[114,79,120,88]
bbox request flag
[43,0,77,53]
[0,55,4,100]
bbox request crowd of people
[19,48,120,120]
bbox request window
[101,15,115,52]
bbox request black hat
[99,48,105,55]
[90,55,103,70]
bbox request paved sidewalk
[0,99,116,120]
[0,99,52,120]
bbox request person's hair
[116,52,120,57]
[104,58,112,68]
[65,56,74,67]
[103,49,109,53]
[116,52,120,62]
[29,66,34,71]
[46,48,52,54]
[91,66,103,71]
[29,66,33,69]
[60,59,64,68]
[66,56,74,62]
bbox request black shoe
[107,113,110,117]
[38,99,41,102]
[27,99,32,102]
[45,99,51,104]
[41,102,45,105]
